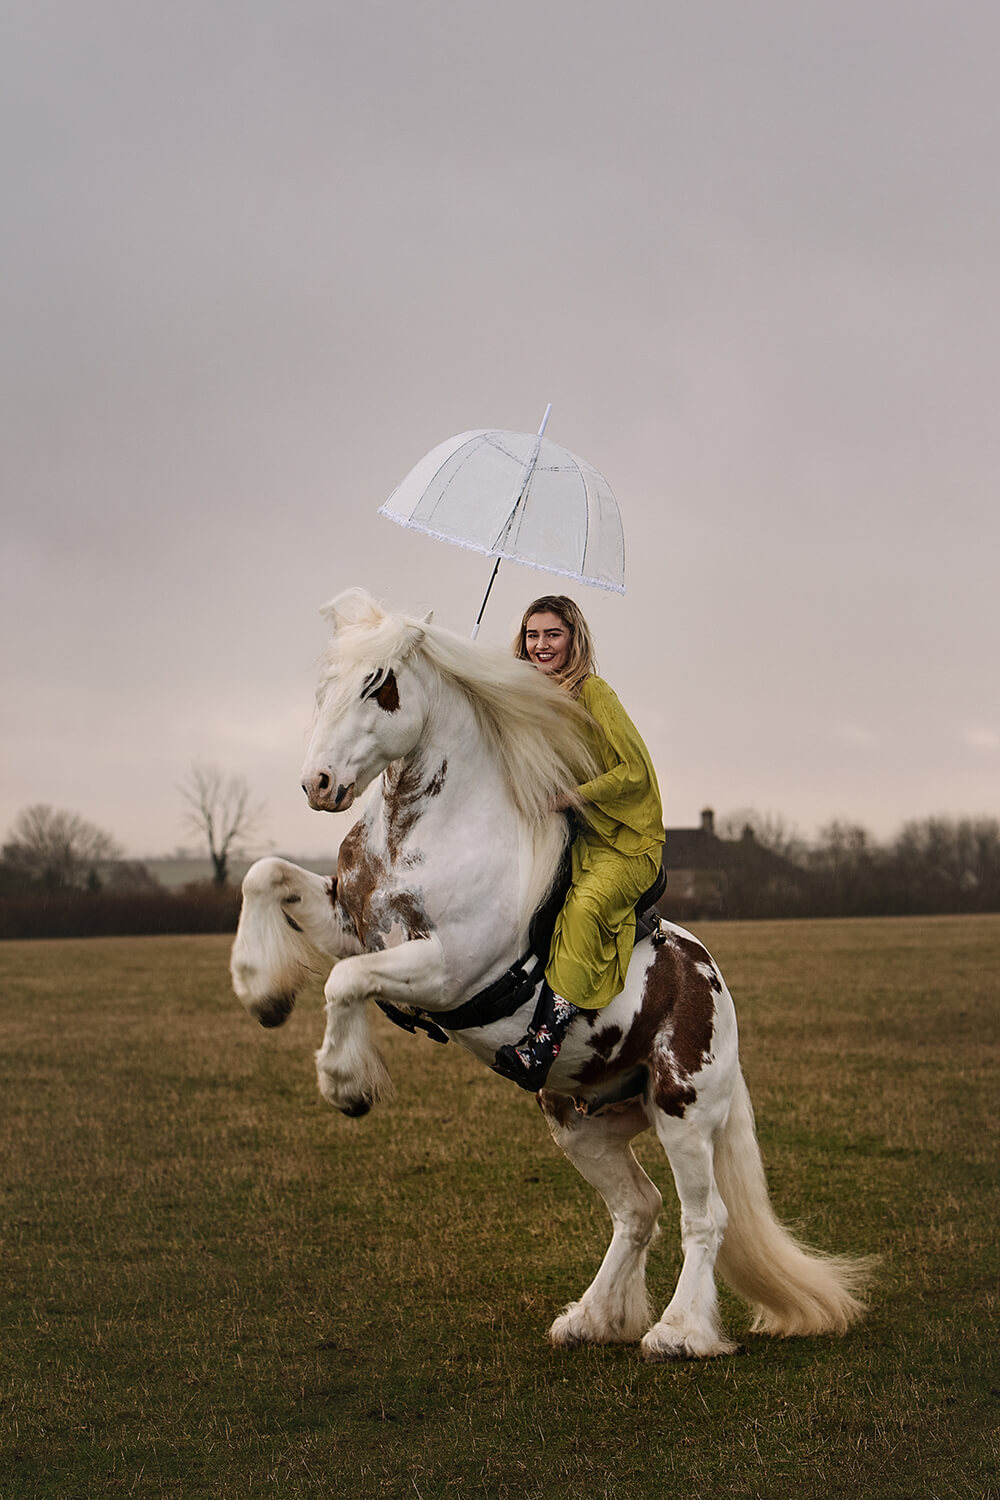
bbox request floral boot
[491,982,578,1092]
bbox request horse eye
[375,671,399,713]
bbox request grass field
[1,917,997,1499]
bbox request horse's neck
[380,673,506,840]
[373,669,565,942]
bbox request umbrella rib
[487,436,543,553]
[419,434,491,521]
[578,464,592,579]
[379,435,486,524]
[484,432,532,464]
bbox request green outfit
[547,675,664,1009]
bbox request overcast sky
[3,1,997,860]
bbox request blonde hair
[513,595,596,699]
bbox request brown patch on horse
[336,821,433,948]
[375,671,400,712]
[653,1067,698,1118]
[589,1023,623,1060]
[648,938,717,1117]
[425,758,448,797]
[337,825,363,877]
[669,933,724,998]
[570,935,718,1119]
[382,757,448,861]
[382,761,422,859]
[537,1089,576,1128]
[370,888,432,943]
[571,985,666,1092]
[538,1089,650,1140]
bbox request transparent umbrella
[379,406,625,634]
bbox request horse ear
[398,618,428,656]
[319,588,383,634]
[393,606,433,658]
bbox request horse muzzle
[301,772,357,812]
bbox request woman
[492,595,665,1091]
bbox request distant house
[660,808,808,917]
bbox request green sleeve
[576,676,663,853]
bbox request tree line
[0,768,259,939]
[697,811,1000,921]
[1,790,998,937]
[0,767,260,896]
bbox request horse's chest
[336,820,432,951]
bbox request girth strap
[374,1002,452,1045]
[376,951,545,1045]
[433,953,546,1031]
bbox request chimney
[700,808,715,837]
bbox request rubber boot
[491,982,578,1092]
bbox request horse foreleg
[231,857,360,1027]
[315,935,446,1117]
[538,1092,660,1347]
[640,1103,738,1361]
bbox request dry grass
[1,918,997,1498]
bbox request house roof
[664,823,800,876]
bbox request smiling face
[524,610,572,676]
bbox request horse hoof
[255,994,295,1028]
[340,1098,372,1118]
[640,1330,741,1362]
[549,1325,586,1350]
[640,1340,691,1362]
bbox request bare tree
[804,820,884,915]
[889,816,1000,913]
[180,764,264,886]
[716,808,806,863]
[1,804,122,890]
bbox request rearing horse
[231,588,869,1360]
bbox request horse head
[301,589,432,813]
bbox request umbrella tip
[537,403,552,437]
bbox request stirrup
[492,1038,561,1093]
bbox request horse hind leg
[538,1093,661,1347]
[641,1101,739,1361]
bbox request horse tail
[713,1072,873,1336]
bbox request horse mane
[318,588,597,829]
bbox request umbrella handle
[471,555,502,639]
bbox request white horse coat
[231,589,869,1359]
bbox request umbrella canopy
[379,426,626,596]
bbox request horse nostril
[317,772,331,791]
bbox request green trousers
[546,838,662,1009]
